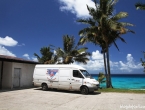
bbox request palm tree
[77,0,134,88]
[34,46,57,64]
[140,51,145,72]
[55,35,91,64]
[135,2,145,10]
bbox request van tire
[42,84,48,91]
[80,86,89,95]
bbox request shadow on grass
[34,87,101,95]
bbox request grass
[98,88,145,94]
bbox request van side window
[73,70,83,78]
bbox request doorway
[13,68,21,88]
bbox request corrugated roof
[0,55,39,64]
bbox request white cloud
[54,50,57,55]
[17,43,25,46]
[75,50,142,73]
[23,54,38,62]
[119,54,142,72]
[0,45,16,57]
[92,50,103,60]
[59,0,95,18]
[32,57,38,62]
[77,50,104,71]
[23,54,30,60]
[0,36,18,46]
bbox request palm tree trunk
[106,44,113,88]
[102,48,108,88]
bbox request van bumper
[88,84,100,92]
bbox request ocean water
[91,74,145,89]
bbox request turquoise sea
[91,74,145,89]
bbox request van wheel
[80,86,89,95]
[42,84,48,91]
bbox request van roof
[35,64,86,70]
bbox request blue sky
[0,0,145,74]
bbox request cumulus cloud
[92,50,103,60]
[119,54,142,72]
[75,50,142,73]
[77,50,104,71]
[0,36,18,46]
[23,54,30,60]
[0,45,16,57]
[58,0,95,18]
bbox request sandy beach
[0,88,145,110]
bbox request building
[0,55,39,89]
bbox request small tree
[98,72,106,84]
[141,51,145,72]
[34,46,57,64]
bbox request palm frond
[118,36,126,43]
[78,37,88,45]
[77,47,88,54]
[135,2,145,10]
[74,57,90,64]
[125,28,135,34]
[110,0,118,6]
[79,27,91,36]
[118,22,134,27]
[113,40,119,51]
[77,18,95,26]
[111,12,128,21]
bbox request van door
[70,70,84,90]
[58,69,71,90]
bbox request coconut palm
[135,2,145,10]
[55,35,91,64]
[34,46,57,64]
[77,0,134,88]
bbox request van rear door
[58,68,71,90]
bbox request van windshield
[80,70,93,79]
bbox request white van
[33,64,99,94]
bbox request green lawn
[97,88,145,94]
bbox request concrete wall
[2,62,13,89]
[12,62,36,88]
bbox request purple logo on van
[46,69,58,81]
